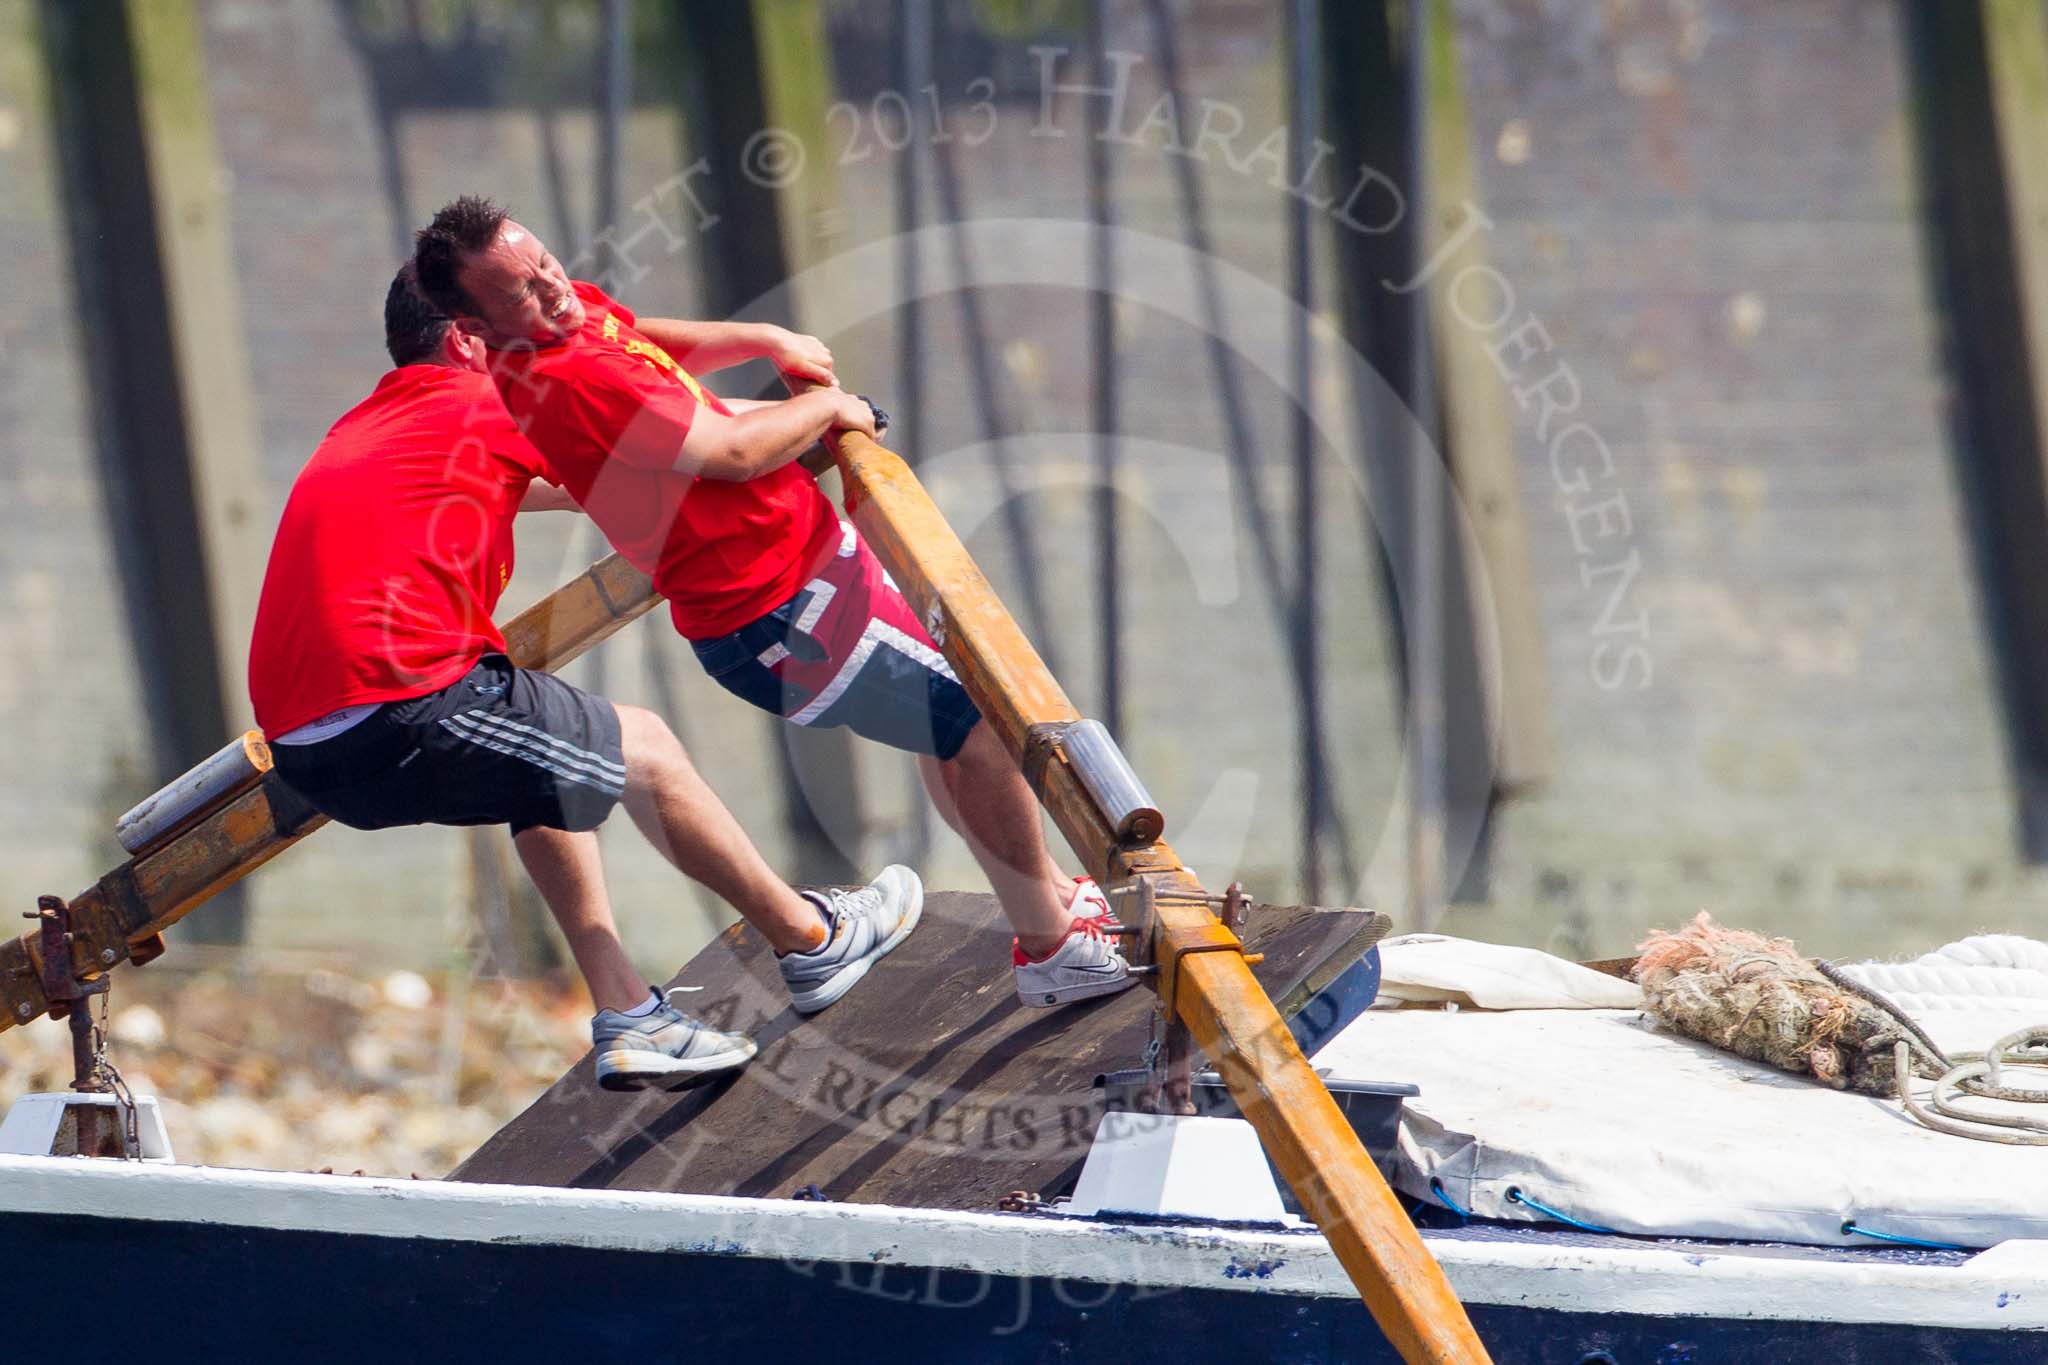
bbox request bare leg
[920,720,1081,956]
[614,703,825,955]
[512,825,649,1013]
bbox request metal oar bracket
[7,896,157,1162]
[1132,880,1266,1024]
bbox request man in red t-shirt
[248,269,922,1088]
[413,197,1134,1009]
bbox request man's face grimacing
[454,219,584,346]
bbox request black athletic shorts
[270,655,626,836]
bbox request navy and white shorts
[689,522,982,760]
[271,654,626,835]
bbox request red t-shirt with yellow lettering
[486,281,837,639]
[248,365,547,736]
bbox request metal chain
[1816,959,1951,1074]
[90,990,141,1159]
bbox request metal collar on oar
[1022,719,1164,846]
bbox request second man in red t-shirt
[413,196,1135,1008]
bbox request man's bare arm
[635,317,835,385]
[678,390,875,481]
[722,397,831,467]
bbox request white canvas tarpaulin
[1374,934,1643,1010]
[1318,937,2048,1248]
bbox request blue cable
[1427,1176,1472,1220]
[1841,1221,1970,1252]
[1431,1187,1970,1252]
[1505,1186,1616,1234]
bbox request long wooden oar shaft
[0,556,659,1034]
[826,426,1491,1363]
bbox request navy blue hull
[1,1212,2030,1364]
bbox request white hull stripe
[0,1155,2040,1332]
[440,715,626,796]
[449,709,626,782]
[787,619,960,727]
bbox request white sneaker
[1013,880,1136,1007]
[777,864,924,1014]
[591,992,757,1092]
[1069,876,1112,919]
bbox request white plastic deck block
[1063,1112,1289,1223]
[0,1093,176,1163]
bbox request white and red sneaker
[1068,876,1113,919]
[1013,879,1137,1007]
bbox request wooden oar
[817,412,1493,1363]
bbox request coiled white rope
[1815,959,2048,1144]
[1892,1028,2048,1146]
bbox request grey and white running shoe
[591,991,757,1092]
[778,864,924,1014]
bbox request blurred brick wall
[0,0,2032,978]
[0,0,154,918]
[1448,0,2033,956]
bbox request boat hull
[0,1156,2037,1364]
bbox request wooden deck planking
[453,892,1386,1212]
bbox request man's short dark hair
[412,195,510,318]
[384,265,450,367]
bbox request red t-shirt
[486,281,837,639]
[248,366,548,736]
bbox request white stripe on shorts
[450,708,626,782]
[786,619,958,726]
[443,712,626,791]
[437,720,623,798]
[440,712,625,796]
